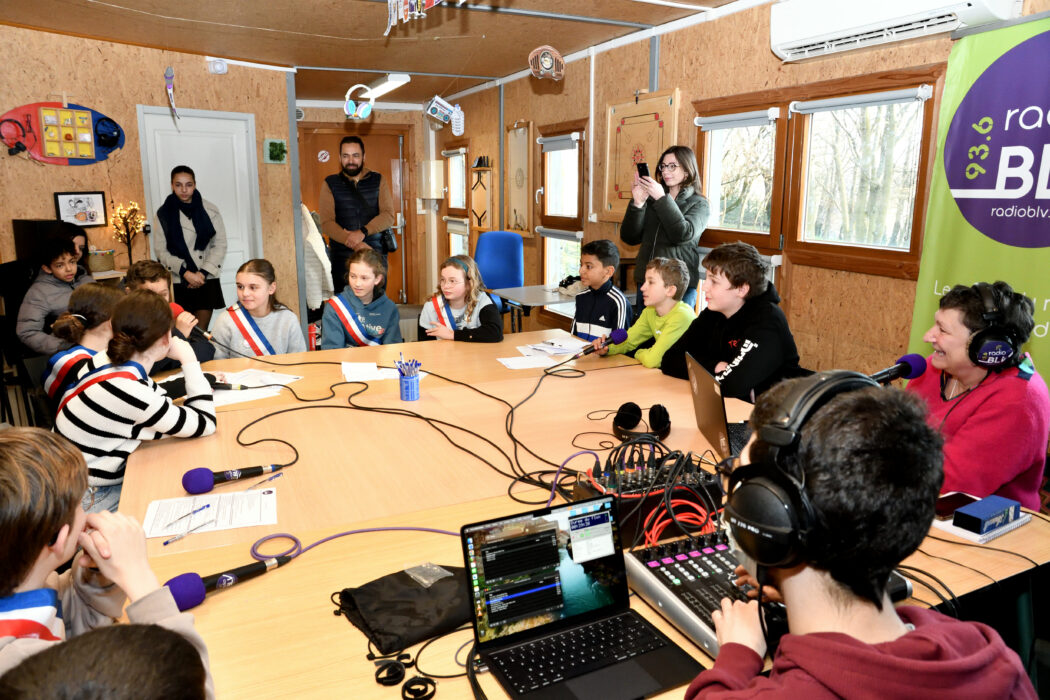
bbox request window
[442,143,467,218]
[448,220,469,258]
[537,119,587,318]
[693,66,943,279]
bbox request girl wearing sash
[211,259,306,359]
[45,283,123,406]
[154,165,227,330]
[418,255,503,343]
[54,291,216,513]
[321,248,402,349]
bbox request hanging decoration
[528,45,565,81]
[164,66,180,122]
[385,0,468,35]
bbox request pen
[244,471,284,491]
[162,502,210,529]
[163,518,216,546]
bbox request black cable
[412,625,473,679]
[898,570,956,616]
[915,547,1001,591]
[896,565,960,617]
[924,533,1039,567]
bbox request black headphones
[372,652,437,700]
[1,118,27,155]
[94,116,121,149]
[612,402,670,441]
[724,371,877,569]
[967,283,1019,371]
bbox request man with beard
[319,136,396,293]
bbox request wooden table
[147,493,712,700]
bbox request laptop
[461,495,702,699]
[685,353,751,460]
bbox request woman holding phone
[620,145,709,310]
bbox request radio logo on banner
[945,30,1050,248]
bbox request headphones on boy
[1,118,27,156]
[612,402,670,441]
[344,84,375,120]
[967,283,1019,371]
[724,371,877,569]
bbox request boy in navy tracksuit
[571,240,632,342]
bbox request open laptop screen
[462,496,628,648]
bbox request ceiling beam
[296,65,499,80]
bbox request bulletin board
[600,89,679,223]
[504,121,533,236]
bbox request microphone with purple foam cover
[869,353,927,384]
[182,464,281,494]
[578,327,629,357]
[165,556,292,611]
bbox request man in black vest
[319,136,395,293]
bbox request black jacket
[620,186,709,292]
[661,284,803,401]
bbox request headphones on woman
[724,371,877,569]
[612,402,670,441]
[344,84,375,120]
[967,283,1020,371]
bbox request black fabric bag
[379,228,398,254]
[332,566,470,655]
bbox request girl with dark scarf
[155,165,228,329]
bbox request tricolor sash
[227,303,276,356]
[430,295,458,331]
[43,346,95,399]
[57,361,145,415]
[0,588,65,642]
[327,295,381,346]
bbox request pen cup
[399,373,420,401]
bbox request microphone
[170,301,186,317]
[170,302,214,341]
[165,556,292,611]
[578,328,629,357]
[182,464,281,494]
[869,353,927,384]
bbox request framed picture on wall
[54,191,107,227]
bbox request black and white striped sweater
[54,358,216,486]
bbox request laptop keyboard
[727,422,751,456]
[488,612,667,695]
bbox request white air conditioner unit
[770,0,1022,62]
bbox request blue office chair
[473,231,525,332]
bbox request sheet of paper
[213,387,283,407]
[498,355,557,369]
[225,368,302,387]
[158,369,303,407]
[516,345,548,357]
[341,362,428,382]
[143,489,279,539]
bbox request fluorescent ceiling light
[364,73,411,99]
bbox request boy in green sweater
[591,257,695,368]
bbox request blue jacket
[321,289,402,348]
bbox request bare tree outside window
[802,101,922,251]
[707,125,775,234]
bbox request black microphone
[577,328,629,357]
[165,556,293,611]
[182,464,281,494]
[869,353,927,384]
[190,325,213,342]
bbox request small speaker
[528,45,565,81]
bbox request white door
[137,106,263,322]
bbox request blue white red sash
[430,295,458,331]
[227,303,276,356]
[43,346,95,399]
[57,361,146,415]
[0,588,65,642]
[327,296,381,346]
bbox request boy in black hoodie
[661,242,802,401]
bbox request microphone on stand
[165,556,293,611]
[182,465,281,494]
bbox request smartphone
[636,162,650,178]
[934,492,978,520]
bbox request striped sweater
[54,358,216,486]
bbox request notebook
[685,353,751,460]
[461,495,702,699]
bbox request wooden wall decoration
[504,121,533,235]
[600,88,679,223]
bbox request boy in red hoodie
[686,376,1035,699]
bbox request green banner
[909,19,1050,365]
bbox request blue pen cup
[399,374,420,401]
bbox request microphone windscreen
[165,572,207,611]
[170,302,186,318]
[610,328,628,345]
[895,353,927,380]
[182,467,216,494]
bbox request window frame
[692,64,945,280]
[537,118,587,231]
[443,139,469,219]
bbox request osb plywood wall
[0,25,298,313]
